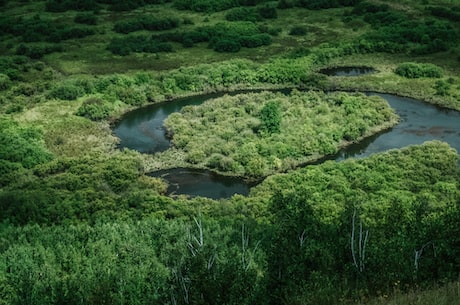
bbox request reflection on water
[150,168,252,199]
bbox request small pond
[319,66,376,76]
[150,168,253,199]
[113,92,460,198]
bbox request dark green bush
[174,0,236,12]
[258,5,277,19]
[76,97,112,120]
[47,26,95,42]
[15,43,63,59]
[0,74,11,91]
[48,83,84,100]
[213,39,241,52]
[226,7,262,22]
[289,25,307,36]
[45,0,100,12]
[395,62,443,78]
[427,6,460,22]
[74,12,98,25]
[240,34,272,48]
[0,118,53,169]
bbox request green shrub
[214,39,241,52]
[258,100,281,135]
[15,43,63,59]
[258,5,277,19]
[289,25,307,36]
[0,118,53,169]
[226,7,261,22]
[48,83,84,100]
[0,74,11,91]
[45,0,100,12]
[434,80,450,96]
[395,62,443,78]
[76,97,113,120]
[74,12,98,25]
[240,34,272,48]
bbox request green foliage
[353,4,460,55]
[113,16,180,34]
[15,43,63,59]
[258,99,281,135]
[289,25,308,36]
[0,142,458,304]
[257,141,460,302]
[174,0,238,12]
[48,83,85,100]
[164,90,397,177]
[45,0,100,12]
[395,62,444,79]
[427,6,460,22]
[226,7,262,22]
[0,74,11,91]
[214,39,241,52]
[74,12,98,25]
[0,118,53,169]
[1,15,95,44]
[434,80,450,96]
[76,96,113,120]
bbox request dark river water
[113,91,460,199]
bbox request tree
[259,100,281,135]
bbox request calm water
[319,67,376,76]
[114,92,460,198]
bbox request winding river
[113,91,460,199]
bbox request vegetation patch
[395,62,444,78]
[164,90,398,177]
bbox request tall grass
[359,281,460,305]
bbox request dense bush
[0,118,53,169]
[174,0,238,12]
[74,12,98,25]
[289,25,308,36]
[47,83,85,100]
[47,26,95,42]
[0,142,458,304]
[395,62,444,78]
[113,16,180,34]
[0,74,11,91]
[15,43,63,59]
[76,96,113,120]
[351,2,459,55]
[213,39,241,52]
[239,33,272,48]
[427,6,460,22]
[45,0,100,12]
[226,7,262,22]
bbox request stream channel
[114,90,460,199]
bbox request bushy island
[163,90,398,177]
[0,0,460,304]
